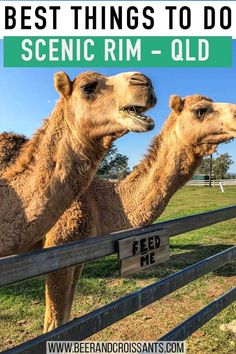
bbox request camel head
[54,71,156,144]
[169,94,236,156]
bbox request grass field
[0,186,236,353]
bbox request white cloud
[45,98,58,104]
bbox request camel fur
[0,71,156,257]
[43,94,236,331]
[1,94,236,332]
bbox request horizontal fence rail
[186,179,236,186]
[159,286,236,341]
[3,246,236,354]
[0,206,236,287]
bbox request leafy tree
[214,153,233,179]
[198,153,233,179]
[198,157,212,175]
[97,145,130,179]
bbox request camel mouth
[200,132,235,145]
[120,105,154,131]
[228,130,236,138]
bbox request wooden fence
[186,179,236,187]
[1,206,236,354]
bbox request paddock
[0,186,235,353]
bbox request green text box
[4,36,232,67]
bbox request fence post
[219,182,224,193]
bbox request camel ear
[169,95,184,114]
[54,72,72,98]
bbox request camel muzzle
[128,73,157,108]
[129,73,152,87]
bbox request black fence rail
[1,205,236,287]
[159,286,236,341]
[1,206,236,354]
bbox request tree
[97,145,130,179]
[214,153,233,179]
[198,153,234,180]
[198,155,213,186]
[198,156,212,175]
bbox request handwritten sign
[118,232,170,276]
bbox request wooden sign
[118,232,170,276]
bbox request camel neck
[5,100,104,201]
[0,100,106,255]
[117,120,201,226]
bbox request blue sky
[0,40,236,172]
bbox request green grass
[0,186,236,353]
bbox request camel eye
[81,80,98,95]
[194,107,208,119]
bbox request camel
[0,71,156,257]
[43,94,236,331]
[1,94,236,332]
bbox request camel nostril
[129,73,151,87]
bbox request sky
[0,40,236,172]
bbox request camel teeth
[121,107,152,124]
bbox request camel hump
[0,132,28,175]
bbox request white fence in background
[186,179,236,187]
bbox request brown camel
[43,94,236,331]
[0,71,156,257]
[1,94,236,332]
